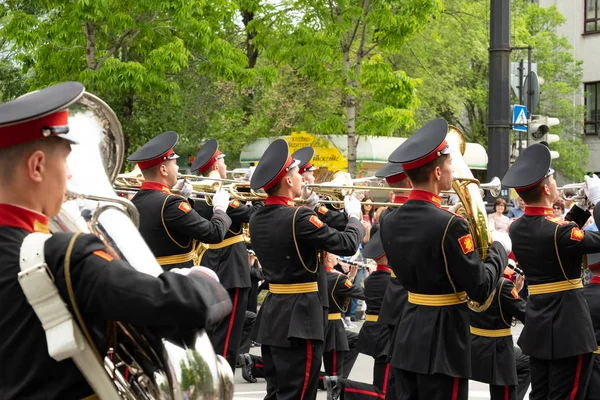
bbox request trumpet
[556,182,586,201]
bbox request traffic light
[528,115,560,159]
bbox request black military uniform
[503,144,600,400]
[469,277,527,400]
[381,119,507,400]
[322,266,366,379]
[249,139,364,400]
[0,83,232,399]
[583,263,600,400]
[190,139,262,370]
[128,132,232,270]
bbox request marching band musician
[502,144,600,399]
[249,138,364,400]
[190,139,263,371]
[583,254,600,400]
[373,162,411,399]
[0,82,232,399]
[324,226,395,400]
[127,131,232,270]
[380,118,509,399]
[469,271,529,400]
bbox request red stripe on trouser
[382,363,390,394]
[569,354,583,400]
[333,351,337,376]
[504,386,508,400]
[300,340,312,400]
[344,388,385,399]
[222,288,239,357]
[451,377,459,400]
[255,364,263,369]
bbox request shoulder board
[544,216,572,226]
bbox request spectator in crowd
[507,197,526,219]
[362,197,375,226]
[488,198,512,233]
[388,190,395,203]
[552,199,565,222]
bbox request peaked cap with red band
[388,118,452,170]
[127,130,180,170]
[375,162,408,184]
[250,139,300,190]
[292,146,317,175]
[0,81,85,148]
[190,139,225,173]
[502,144,554,192]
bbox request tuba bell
[445,126,497,312]
[53,92,234,399]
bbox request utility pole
[487,0,511,198]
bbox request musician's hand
[305,192,319,209]
[514,274,525,293]
[348,265,358,279]
[301,185,312,200]
[584,174,600,205]
[338,261,350,273]
[171,266,220,282]
[448,202,462,214]
[212,189,230,212]
[491,231,512,254]
[173,179,193,198]
[344,195,361,220]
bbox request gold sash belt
[407,291,467,306]
[593,346,600,355]
[328,313,342,320]
[269,282,319,294]
[365,314,379,322]
[156,251,194,266]
[528,279,582,295]
[207,234,245,249]
[470,326,512,337]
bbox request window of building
[585,82,599,135]
[585,0,600,33]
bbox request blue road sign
[513,105,528,132]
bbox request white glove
[212,189,231,213]
[344,195,361,219]
[305,192,319,209]
[301,185,312,200]
[491,231,512,254]
[584,174,600,206]
[448,202,462,214]
[173,179,193,198]
[170,266,220,282]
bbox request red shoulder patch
[230,200,240,208]
[570,227,585,242]
[458,234,475,254]
[511,287,519,299]
[178,202,192,213]
[318,205,329,215]
[309,215,324,228]
[93,250,113,262]
[344,279,353,288]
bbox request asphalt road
[232,321,530,400]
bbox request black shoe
[323,376,341,400]
[240,353,257,383]
[236,354,243,368]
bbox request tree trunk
[83,22,96,69]
[343,47,357,177]
[241,6,258,122]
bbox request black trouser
[263,340,324,400]
[391,368,468,400]
[489,384,517,400]
[514,346,530,400]
[340,357,390,399]
[586,354,600,400]
[239,310,256,354]
[529,353,593,400]
[209,287,249,371]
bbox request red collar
[408,190,441,208]
[524,206,553,217]
[590,276,600,285]
[393,195,408,204]
[0,204,49,233]
[325,265,336,273]
[266,195,295,207]
[140,181,171,194]
[376,265,391,273]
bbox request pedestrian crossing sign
[513,105,528,132]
